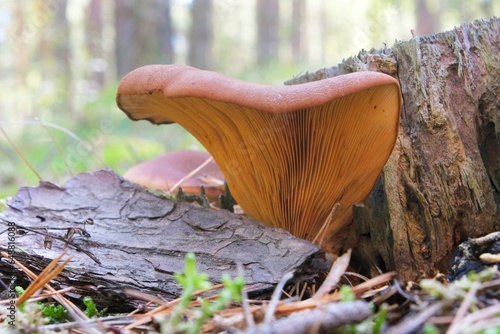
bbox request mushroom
[123,150,225,202]
[116,64,401,253]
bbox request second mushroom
[116,64,401,253]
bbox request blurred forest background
[0,0,498,197]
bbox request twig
[275,272,396,316]
[312,203,339,247]
[11,249,72,306]
[0,287,73,305]
[384,302,443,334]
[240,300,372,334]
[393,278,419,302]
[169,156,214,195]
[123,289,171,306]
[455,303,500,333]
[37,118,74,176]
[122,283,225,330]
[39,315,141,332]
[462,317,500,333]
[264,271,295,324]
[0,248,100,333]
[238,263,255,328]
[311,249,351,301]
[1,220,100,264]
[446,282,479,334]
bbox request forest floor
[1,249,500,333]
[1,184,499,333]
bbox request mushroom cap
[117,64,401,252]
[123,150,224,201]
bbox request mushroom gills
[117,65,401,253]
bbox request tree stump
[286,17,500,280]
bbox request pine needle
[0,124,42,181]
[169,156,214,195]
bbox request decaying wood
[0,170,329,312]
[287,17,500,280]
[448,231,500,280]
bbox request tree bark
[0,170,329,312]
[285,17,500,280]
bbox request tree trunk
[34,0,67,86]
[159,0,175,65]
[188,0,214,70]
[285,17,500,280]
[114,0,135,78]
[115,0,175,78]
[291,0,304,62]
[13,2,27,87]
[86,0,105,89]
[256,0,280,65]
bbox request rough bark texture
[0,170,329,312]
[286,17,500,280]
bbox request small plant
[164,193,177,202]
[423,323,440,334]
[339,285,356,302]
[158,252,244,334]
[14,286,26,310]
[0,286,69,329]
[83,296,107,318]
[4,287,103,328]
[337,302,388,334]
[40,303,69,324]
[420,267,496,302]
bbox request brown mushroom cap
[117,64,401,252]
[123,150,224,201]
